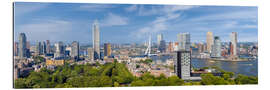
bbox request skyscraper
[173,42,179,51]
[14,42,18,56]
[157,34,163,47]
[54,41,65,59]
[198,42,204,53]
[42,41,47,54]
[168,42,174,53]
[104,43,111,57]
[87,47,93,60]
[206,32,213,53]
[26,41,30,50]
[174,51,191,80]
[158,40,166,53]
[230,32,238,56]
[177,33,190,51]
[36,42,41,55]
[92,20,100,60]
[18,33,27,58]
[211,36,221,58]
[46,40,51,54]
[71,41,79,60]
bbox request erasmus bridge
[144,35,157,57]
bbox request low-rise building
[46,59,64,66]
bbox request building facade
[230,32,238,56]
[158,40,166,53]
[168,42,174,53]
[14,42,18,56]
[71,41,79,60]
[18,33,27,59]
[104,43,112,57]
[42,41,47,54]
[177,33,190,51]
[46,59,65,66]
[46,40,51,54]
[92,20,100,60]
[157,34,163,47]
[87,47,93,60]
[174,51,191,80]
[36,42,41,55]
[54,41,65,59]
[206,32,213,53]
[211,36,222,58]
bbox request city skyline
[14,2,258,44]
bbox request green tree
[201,73,230,85]
[235,74,258,84]
[14,78,27,88]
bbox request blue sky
[14,2,258,44]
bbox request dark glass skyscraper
[158,40,166,53]
[174,51,191,80]
[42,41,47,54]
[211,36,222,58]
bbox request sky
[14,2,258,44]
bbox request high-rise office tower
[173,42,179,51]
[229,42,233,55]
[18,33,27,58]
[174,51,191,80]
[230,32,238,56]
[198,42,204,53]
[211,36,221,58]
[54,41,65,58]
[158,40,166,53]
[36,42,41,55]
[26,41,30,50]
[168,42,174,53]
[177,33,190,51]
[157,34,163,47]
[46,40,51,54]
[71,41,79,60]
[42,41,47,54]
[206,32,213,53]
[92,20,100,60]
[104,43,112,57]
[14,42,18,56]
[87,47,93,60]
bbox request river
[151,55,258,76]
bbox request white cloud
[138,5,160,16]
[101,13,129,26]
[240,24,257,29]
[15,19,74,41]
[78,4,116,12]
[190,10,257,22]
[132,12,181,39]
[14,3,49,16]
[131,5,198,39]
[137,5,198,16]
[125,5,137,12]
[162,5,199,13]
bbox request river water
[191,58,258,76]
[151,55,258,76]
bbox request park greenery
[14,61,258,88]
[139,59,153,64]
